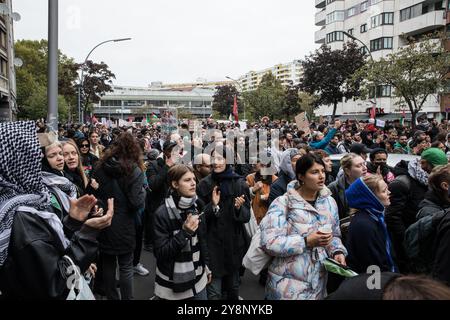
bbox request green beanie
[421,148,448,167]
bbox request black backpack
[404,207,449,274]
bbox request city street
[134,249,265,300]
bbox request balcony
[315,27,326,44]
[315,9,326,26]
[315,0,325,9]
[398,10,446,36]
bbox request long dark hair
[99,132,144,175]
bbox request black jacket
[197,175,250,277]
[0,209,99,300]
[153,199,209,288]
[94,158,145,255]
[268,171,291,206]
[328,174,350,220]
[346,211,395,274]
[385,160,427,272]
[146,157,170,214]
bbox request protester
[366,148,395,184]
[0,121,113,299]
[345,175,398,274]
[89,131,105,159]
[260,154,346,300]
[153,165,211,300]
[77,138,99,178]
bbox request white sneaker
[134,263,150,276]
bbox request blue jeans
[207,272,240,300]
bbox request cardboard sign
[295,112,311,135]
[376,119,385,127]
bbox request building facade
[238,60,303,92]
[314,0,449,119]
[0,0,17,122]
[92,85,214,121]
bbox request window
[0,30,6,49]
[360,23,367,33]
[360,46,369,55]
[400,4,422,22]
[326,11,345,24]
[369,85,392,98]
[371,12,394,28]
[326,31,344,43]
[347,6,357,18]
[0,57,6,77]
[101,100,122,107]
[361,1,368,12]
[370,37,393,51]
[348,28,354,35]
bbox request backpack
[404,207,449,274]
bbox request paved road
[133,249,266,300]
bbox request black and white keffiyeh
[0,121,69,267]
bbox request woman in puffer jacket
[260,153,347,300]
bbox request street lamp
[343,31,377,116]
[226,76,246,121]
[77,37,131,123]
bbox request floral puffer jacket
[259,181,347,300]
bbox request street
[133,249,265,300]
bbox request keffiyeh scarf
[0,121,69,267]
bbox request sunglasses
[80,144,89,148]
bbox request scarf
[41,171,78,213]
[165,194,200,292]
[0,121,70,267]
[211,166,241,197]
[345,178,398,273]
[408,158,429,186]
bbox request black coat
[0,209,99,300]
[268,171,291,206]
[146,157,170,214]
[153,199,209,281]
[346,211,395,274]
[94,158,145,255]
[384,160,427,272]
[197,175,250,277]
[328,174,350,220]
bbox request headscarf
[408,158,429,186]
[279,148,300,180]
[345,178,398,273]
[0,121,69,267]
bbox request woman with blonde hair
[62,140,99,196]
[345,174,398,274]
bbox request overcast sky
[13,0,317,87]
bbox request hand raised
[69,195,97,222]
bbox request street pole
[343,32,377,118]
[77,38,131,123]
[226,76,246,121]
[47,0,58,132]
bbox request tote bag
[64,255,95,300]
[242,228,272,275]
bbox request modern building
[92,85,214,121]
[0,0,17,122]
[151,79,233,91]
[314,0,449,119]
[237,60,303,92]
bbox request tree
[282,81,302,120]
[245,72,286,120]
[14,39,79,120]
[353,34,449,128]
[298,92,317,120]
[212,85,240,118]
[78,60,115,115]
[300,41,366,120]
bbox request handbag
[242,228,272,275]
[64,255,95,300]
[243,206,258,239]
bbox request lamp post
[77,37,131,123]
[226,76,246,121]
[343,31,377,118]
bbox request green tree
[298,91,317,120]
[78,60,115,115]
[353,35,449,128]
[212,85,240,117]
[14,39,79,120]
[282,81,301,120]
[245,72,286,121]
[300,41,366,120]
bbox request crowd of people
[1,114,450,300]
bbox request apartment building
[314,0,449,119]
[0,0,17,122]
[237,60,303,92]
